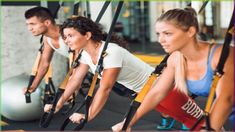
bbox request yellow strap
[0,120,8,126]
[135,74,157,102]
[31,52,41,75]
[69,52,75,69]
[59,68,73,89]
[88,73,99,97]
[228,26,234,35]
[205,74,220,113]
[44,64,53,84]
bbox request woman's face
[63,27,87,51]
[155,21,191,53]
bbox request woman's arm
[56,63,89,111]
[88,67,121,120]
[69,67,121,123]
[127,54,176,128]
[210,46,234,131]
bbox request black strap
[191,8,234,131]
[216,8,234,75]
[39,50,83,128]
[25,43,45,103]
[198,0,209,14]
[122,54,169,130]
[85,0,91,19]
[52,0,64,18]
[73,2,80,16]
[96,1,124,74]
[112,82,137,100]
[60,1,124,131]
[39,88,64,128]
[186,1,191,7]
[153,54,169,75]
[43,78,56,105]
[95,1,111,23]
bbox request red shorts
[155,89,204,130]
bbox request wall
[1,6,67,87]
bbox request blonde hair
[157,7,199,33]
[174,51,188,95]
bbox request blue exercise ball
[1,73,43,121]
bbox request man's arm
[27,37,54,92]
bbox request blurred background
[1,0,234,82]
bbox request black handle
[74,118,87,130]
[39,88,64,128]
[25,75,35,103]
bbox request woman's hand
[69,113,85,124]
[112,120,131,132]
[44,104,61,113]
[44,104,53,113]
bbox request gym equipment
[121,54,169,130]
[39,50,79,128]
[190,6,234,131]
[60,1,123,131]
[1,74,43,121]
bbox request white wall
[90,1,112,32]
[1,6,67,86]
[220,1,234,28]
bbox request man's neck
[44,24,60,40]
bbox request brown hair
[157,7,199,33]
[25,6,55,24]
[60,16,128,49]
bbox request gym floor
[1,90,234,131]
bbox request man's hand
[22,87,36,94]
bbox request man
[23,6,69,93]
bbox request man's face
[26,16,47,36]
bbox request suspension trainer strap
[95,1,111,23]
[191,8,234,131]
[85,0,91,19]
[186,1,191,7]
[60,0,112,128]
[216,9,234,75]
[76,1,124,130]
[73,1,80,16]
[97,1,124,74]
[53,0,64,18]
[60,1,124,131]
[198,0,209,14]
[122,54,169,130]
[39,50,83,128]
[43,64,55,105]
[25,44,44,103]
[205,7,234,113]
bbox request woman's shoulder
[167,51,182,68]
[81,50,90,58]
[209,42,234,70]
[106,42,125,52]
